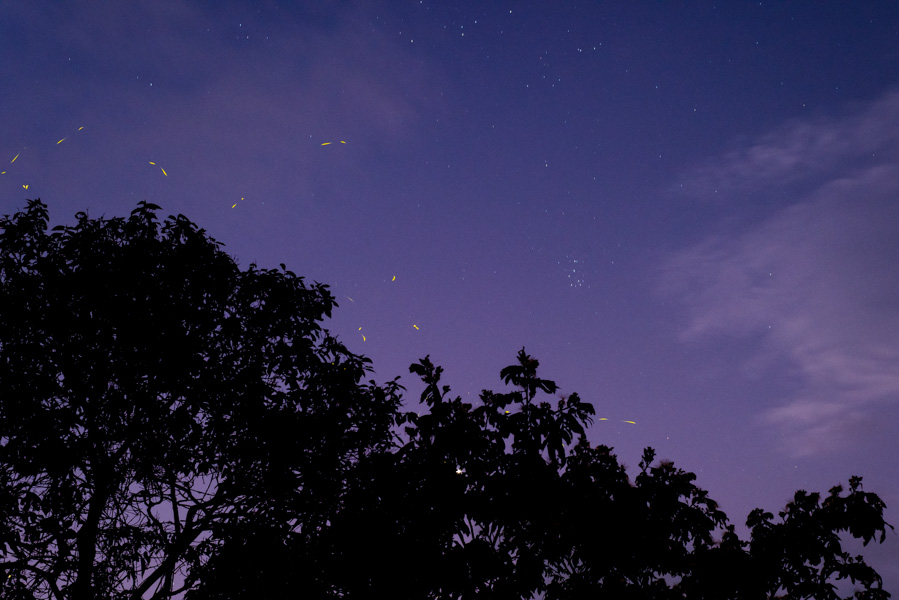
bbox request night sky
[3,1,899,593]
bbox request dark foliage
[0,200,402,600]
[0,200,892,600]
[192,351,893,600]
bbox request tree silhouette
[0,200,403,600]
[189,350,894,600]
[0,200,893,600]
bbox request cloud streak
[662,91,899,457]
[677,91,899,198]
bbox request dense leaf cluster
[0,200,892,600]
[0,200,401,600]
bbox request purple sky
[3,1,899,593]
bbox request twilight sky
[3,1,899,593]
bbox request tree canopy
[0,200,402,600]
[0,200,893,600]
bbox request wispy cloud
[662,91,899,457]
[676,91,899,198]
[1,1,447,212]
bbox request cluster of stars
[559,254,586,288]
